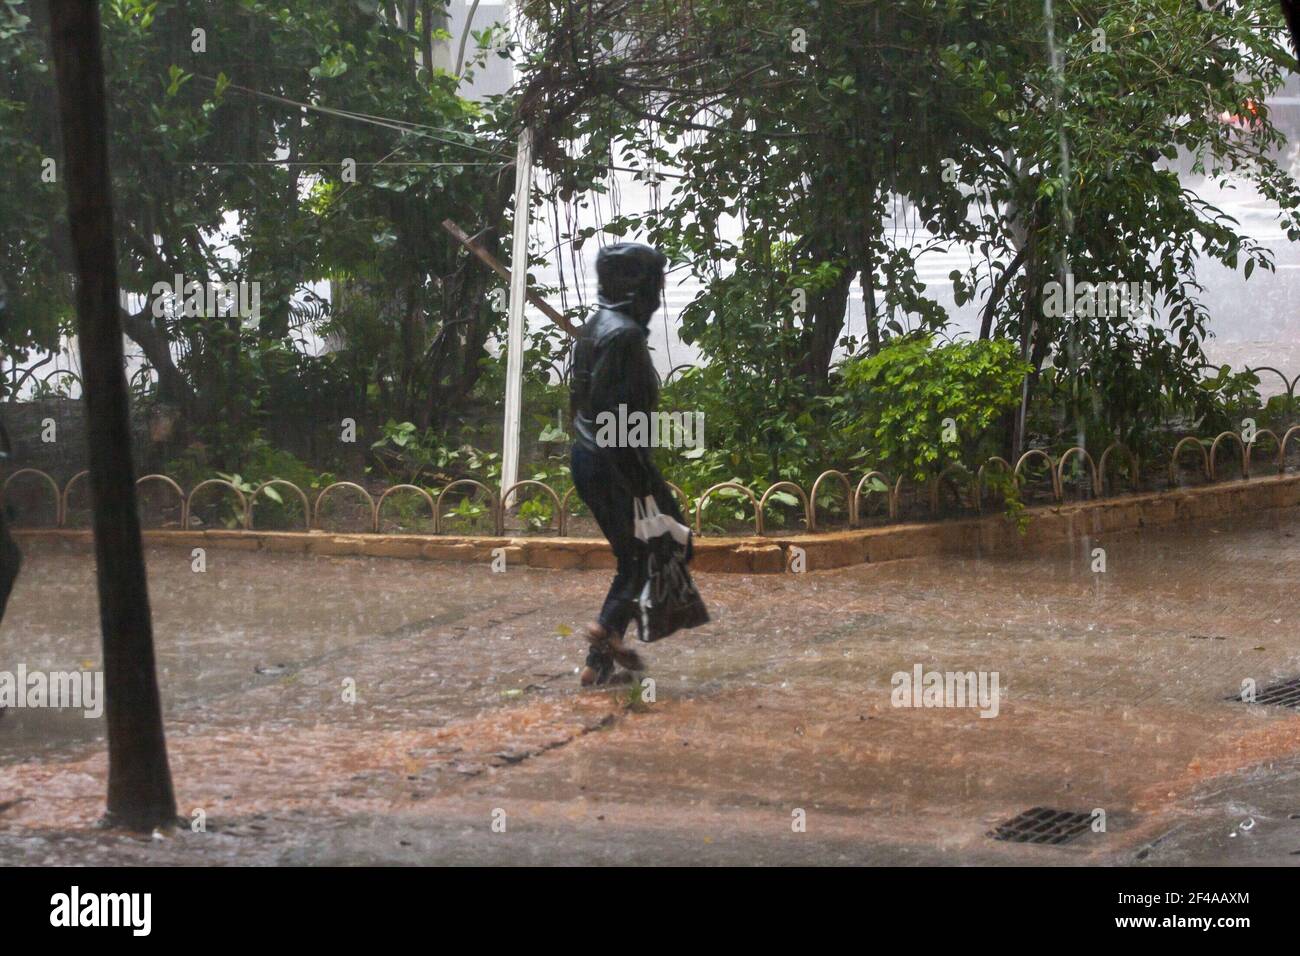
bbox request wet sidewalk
[2,509,1299,865]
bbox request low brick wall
[17,473,1300,574]
[1,398,153,480]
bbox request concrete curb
[17,473,1300,574]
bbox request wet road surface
[2,509,1299,865]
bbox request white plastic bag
[632,494,691,547]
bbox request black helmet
[596,242,666,323]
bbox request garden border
[16,470,1300,574]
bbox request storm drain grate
[1233,675,1300,709]
[987,807,1093,845]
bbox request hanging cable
[192,74,514,158]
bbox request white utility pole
[500,127,533,508]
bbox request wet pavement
[2,508,1299,865]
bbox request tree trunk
[120,304,195,413]
[979,244,1028,341]
[49,0,177,832]
[799,272,854,391]
[861,252,880,355]
[1012,228,1044,463]
[421,0,434,80]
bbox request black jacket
[570,243,667,499]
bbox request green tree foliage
[520,0,1300,473]
[945,0,1300,450]
[0,0,521,465]
[6,0,1296,489]
[834,336,1030,482]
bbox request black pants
[571,442,642,638]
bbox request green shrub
[834,335,1030,483]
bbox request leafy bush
[834,336,1030,483]
[370,419,501,486]
[1191,365,1263,436]
[167,436,330,529]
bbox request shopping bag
[632,494,709,642]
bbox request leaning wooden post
[48,0,177,831]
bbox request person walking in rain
[569,242,692,685]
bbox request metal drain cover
[1235,675,1300,708]
[988,807,1093,845]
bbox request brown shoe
[580,662,611,686]
[580,639,614,685]
[581,622,646,674]
[580,664,632,687]
[606,635,646,672]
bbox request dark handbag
[632,495,709,643]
